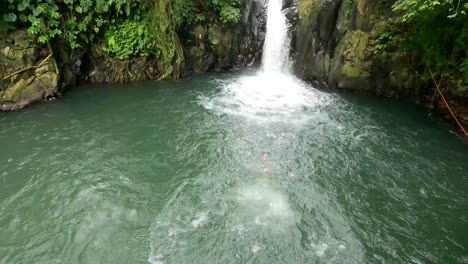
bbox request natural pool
[0,70,467,263]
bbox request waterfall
[197,0,332,124]
[262,0,290,73]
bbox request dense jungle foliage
[384,0,468,94]
[0,0,244,77]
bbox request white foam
[148,254,164,264]
[191,212,208,228]
[230,224,246,234]
[199,73,333,123]
[251,244,261,253]
[312,243,329,257]
[237,181,294,226]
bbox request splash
[198,0,335,123]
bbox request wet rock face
[291,0,342,84]
[0,30,60,110]
[80,45,162,84]
[184,0,267,73]
[289,0,409,95]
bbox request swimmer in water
[262,152,270,172]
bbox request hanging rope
[427,65,468,137]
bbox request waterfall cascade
[197,0,330,123]
[262,0,290,73]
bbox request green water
[0,71,467,264]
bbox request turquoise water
[0,71,467,263]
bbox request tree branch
[3,53,53,81]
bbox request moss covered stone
[208,25,223,46]
[0,30,60,110]
[339,30,372,78]
[298,0,324,18]
[2,76,33,102]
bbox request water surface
[1,70,467,264]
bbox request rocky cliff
[0,30,60,110]
[78,0,266,84]
[0,0,267,110]
[285,0,468,128]
[286,0,408,94]
[184,0,267,73]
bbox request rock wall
[287,0,413,95]
[0,0,267,110]
[79,45,163,84]
[184,0,267,73]
[286,0,468,128]
[69,0,266,83]
[0,30,60,110]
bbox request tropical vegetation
[0,0,245,77]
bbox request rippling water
[1,71,468,264]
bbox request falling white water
[197,0,335,123]
[262,0,291,73]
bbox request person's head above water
[263,152,269,160]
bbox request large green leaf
[17,0,30,11]
[3,13,17,22]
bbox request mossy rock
[208,25,223,46]
[1,46,13,59]
[339,30,372,78]
[35,61,56,75]
[194,25,207,41]
[2,76,34,102]
[328,30,374,91]
[298,0,324,18]
[36,71,59,95]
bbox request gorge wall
[284,0,468,128]
[284,0,414,95]
[0,0,267,110]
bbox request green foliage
[150,0,184,79]
[103,19,157,59]
[211,0,244,23]
[373,32,396,54]
[173,0,204,30]
[1,0,148,48]
[393,0,468,22]
[344,0,355,22]
[0,0,245,80]
[391,0,468,93]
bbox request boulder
[184,0,267,73]
[0,31,60,110]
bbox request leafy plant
[391,0,468,94]
[1,0,149,48]
[211,0,244,23]
[103,18,157,59]
[173,0,198,30]
[393,0,468,22]
[373,32,396,54]
[344,0,355,22]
